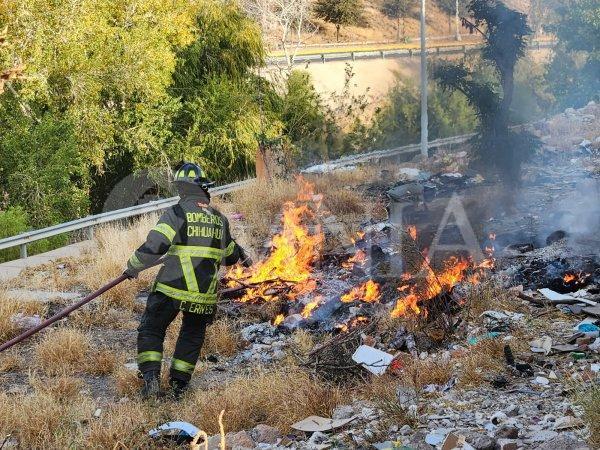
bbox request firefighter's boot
[140,370,161,399]
[168,378,189,401]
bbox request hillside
[262,0,556,49]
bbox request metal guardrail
[267,39,555,66]
[0,179,256,259]
[302,133,475,174]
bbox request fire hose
[0,259,164,354]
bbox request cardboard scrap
[530,336,552,355]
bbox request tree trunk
[397,16,400,41]
[498,65,514,127]
[455,0,462,41]
[336,24,340,42]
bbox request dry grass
[70,304,137,330]
[202,317,241,357]
[34,327,91,375]
[79,215,161,310]
[179,367,344,434]
[359,374,417,426]
[0,352,23,372]
[84,349,121,376]
[462,278,520,320]
[0,390,92,449]
[455,338,506,387]
[229,179,299,247]
[30,374,83,400]
[113,367,143,397]
[86,402,160,449]
[576,385,600,448]
[0,290,46,342]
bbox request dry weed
[0,391,91,449]
[456,338,506,387]
[359,374,416,426]
[202,317,241,357]
[180,367,343,434]
[87,402,160,449]
[31,374,83,400]
[0,290,45,341]
[576,384,600,448]
[84,349,121,375]
[229,179,298,247]
[462,278,519,320]
[80,215,161,310]
[34,327,91,375]
[0,352,23,372]
[113,367,142,397]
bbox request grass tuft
[34,328,91,375]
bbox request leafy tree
[433,0,538,180]
[545,0,600,109]
[314,0,365,41]
[381,0,412,41]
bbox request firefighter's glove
[123,267,140,279]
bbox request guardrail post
[321,54,325,64]
[462,45,467,55]
[409,49,413,58]
[436,46,440,55]
[380,50,384,59]
[351,51,355,61]
[87,226,94,240]
[20,244,27,259]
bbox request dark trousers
[137,291,212,382]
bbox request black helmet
[173,162,215,190]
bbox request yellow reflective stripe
[138,351,162,364]
[154,282,218,305]
[171,358,195,374]
[180,255,199,292]
[207,263,219,294]
[224,241,235,257]
[167,245,224,260]
[129,253,145,269]
[152,223,176,242]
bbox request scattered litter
[425,429,449,446]
[481,310,523,331]
[590,363,599,372]
[149,421,200,443]
[538,288,597,306]
[351,345,394,376]
[533,376,550,386]
[291,415,356,433]
[530,336,553,355]
[467,332,500,345]
[93,408,102,418]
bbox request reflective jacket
[127,192,243,314]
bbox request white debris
[351,345,394,376]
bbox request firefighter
[124,162,252,399]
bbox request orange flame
[341,279,381,303]
[301,295,323,318]
[407,225,417,240]
[563,273,577,283]
[228,177,323,303]
[342,249,367,269]
[391,256,470,318]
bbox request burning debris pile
[222,177,498,375]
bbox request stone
[461,431,496,450]
[505,405,520,417]
[332,405,354,420]
[495,425,519,440]
[306,431,329,446]
[525,430,558,443]
[225,430,254,449]
[553,416,585,430]
[497,439,518,450]
[399,424,412,435]
[251,424,281,444]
